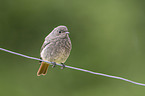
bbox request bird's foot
[52,62,56,68]
[39,57,42,64]
[61,63,65,69]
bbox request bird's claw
[52,62,56,68]
[61,63,65,69]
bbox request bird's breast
[41,38,71,63]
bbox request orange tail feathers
[37,62,50,76]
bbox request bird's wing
[40,40,50,53]
[39,40,50,63]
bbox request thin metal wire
[0,47,145,86]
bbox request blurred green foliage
[1,0,145,96]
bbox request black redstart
[37,25,72,76]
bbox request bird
[37,25,72,76]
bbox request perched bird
[37,25,72,76]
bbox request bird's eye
[59,31,61,33]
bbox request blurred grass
[1,0,145,96]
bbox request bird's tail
[37,62,49,76]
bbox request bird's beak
[65,32,70,34]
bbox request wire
[0,47,145,86]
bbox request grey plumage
[37,25,72,76]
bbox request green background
[1,0,145,96]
